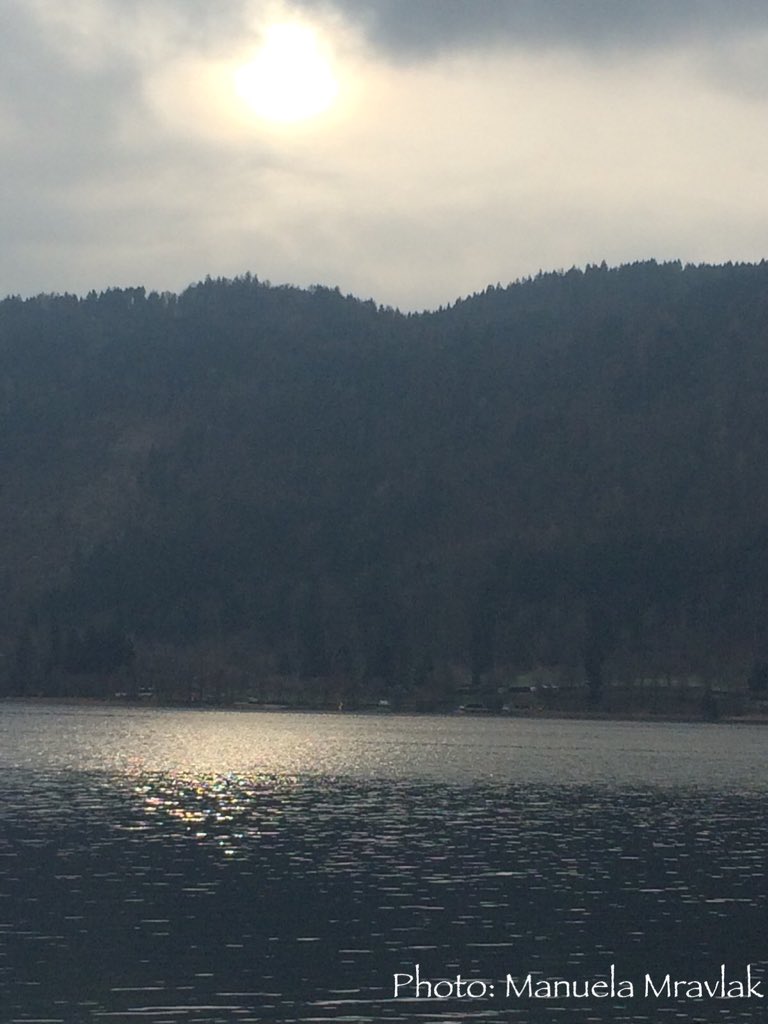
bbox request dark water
[1,704,767,1023]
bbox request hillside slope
[3,261,768,706]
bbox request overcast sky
[3,0,768,311]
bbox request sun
[234,22,339,124]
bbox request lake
[1,702,767,1023]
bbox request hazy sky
[3,0,768,310]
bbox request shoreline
[3,695,768,725]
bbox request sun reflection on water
[126,769,301,857]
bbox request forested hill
[4,260,768,707]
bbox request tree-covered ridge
[3,261,768,709]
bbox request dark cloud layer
[302,0,768,59]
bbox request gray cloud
[2,0,768,310]
[300,0,768,59]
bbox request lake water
[1,702,767,1023]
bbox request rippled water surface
[1,703,767,1023]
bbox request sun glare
[234,22,339,124]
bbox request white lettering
[645,973,672,998]
[506,974,533,998]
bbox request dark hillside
[3,262,768,708]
